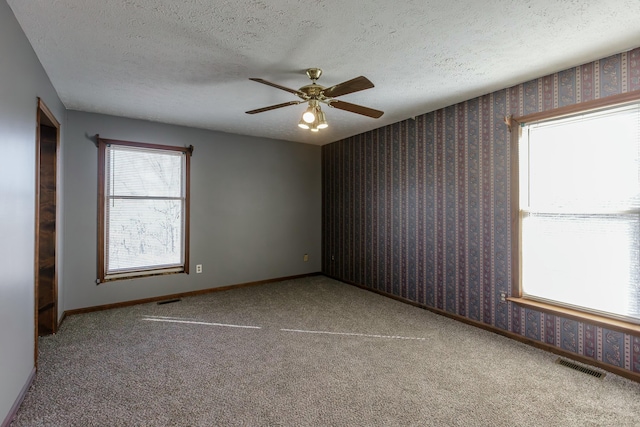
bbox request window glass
[520,104,640,323]
[99,140,189,281]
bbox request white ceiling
[7,0,640,145]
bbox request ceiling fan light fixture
[302,107,316,123]
[316,110,328,129]
[309,118,319,132]
[298,120,310,129]
[302,99,321,123]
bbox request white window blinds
[520,103,640,323]
[104,144,186,277]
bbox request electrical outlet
[196,264,203,274]
[499,291,507,302]
[303,254,309,262]
[331,255,335,261]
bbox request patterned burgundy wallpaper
[322,47,640,375]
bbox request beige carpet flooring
[11,275,640,426]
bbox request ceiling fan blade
[245,101,302,114]
[328,100,384,118]
[249,78,304,96]
[322,76,374,98]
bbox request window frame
[508,90,640,336]
[97,137,191,283]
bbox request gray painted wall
[63,111,321,310]
[0,0,66,422]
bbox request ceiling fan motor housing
[298,84,324,100]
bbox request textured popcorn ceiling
[7,0,640,145]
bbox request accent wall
[322,47,640,377]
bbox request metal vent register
[556,358,605,379]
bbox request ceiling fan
[245,68,384,132]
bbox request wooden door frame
[35,98,60,364]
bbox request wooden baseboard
[326,274,640,384]
[2,367,36,427]
[63,272,321,317]
[57,311,67,330]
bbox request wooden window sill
[507,297,640,336]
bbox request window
[512,95,640,329]
[98,138,191,282]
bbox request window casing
[98,138,190,282]
[510,92,640,333]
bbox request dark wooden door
[37,123,57,336]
